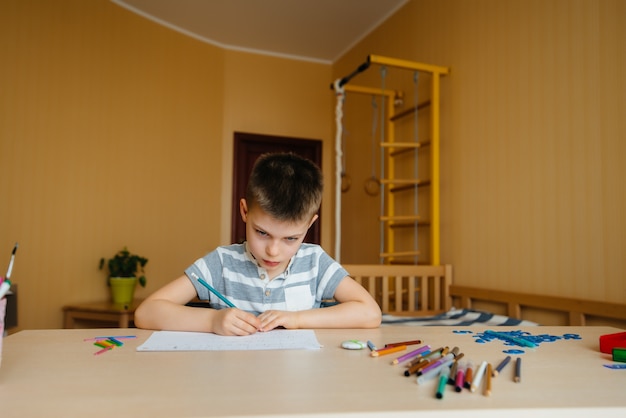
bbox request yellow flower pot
[109,277,137,306]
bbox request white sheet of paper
[136,329,322,351]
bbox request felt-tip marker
[436,366,450,399]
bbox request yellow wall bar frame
[337,55,449,265]
[368,55,450,76]
[368,55,448,265]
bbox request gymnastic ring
[364,176,380,196]
[341,173,351,193]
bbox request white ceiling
[112,0,408,64]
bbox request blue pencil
[197,277,237,308]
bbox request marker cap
[613,347,626,363]
[599,332,626,354]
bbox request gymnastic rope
[333,79,345,261]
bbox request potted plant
[99,247,148,305]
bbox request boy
[135,152,382,335]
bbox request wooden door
[231,132,323,244]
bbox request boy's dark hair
[246,152,323,222]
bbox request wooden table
[62,299,142,328]
[1,326,625,417]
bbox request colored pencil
[407,346,443,367]
[420,353,454,375]
[392,345,430,365]
[196,276,237,308]
[484,363,493,396]
[493,355,512,377]
[404,351,432,376]
[371,345,406,357]
[84,336,137,341]
[413,350,445,375]
[384,339,422,348]
[515,357,522,382]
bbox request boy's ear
[239,198,249,223]
[307,214,319,228]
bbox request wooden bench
[343,264,452,316]
[449,285,626,326]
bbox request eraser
[341,340,366,350]
[613,347,626,363]
[599,332,626,354]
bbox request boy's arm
[135,275,261,335]
[258,276,382,330]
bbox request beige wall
[220,51,333,251]
[2,0,624,330]
[335,0,625,303]
[0,0,333,330]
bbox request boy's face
[240,199,317,279]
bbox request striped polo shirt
[185,243,348,315]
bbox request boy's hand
[211,308,261,336]
[257,310,299,332]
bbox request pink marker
[455,362,465,392]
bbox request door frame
[231,132,323,245]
